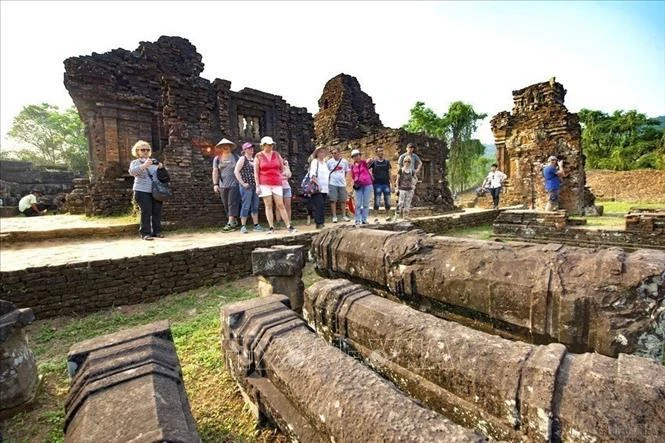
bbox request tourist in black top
[368,146,392,221]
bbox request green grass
[597,201,665,215]
[0,275,296,442]
[444,223,492,240]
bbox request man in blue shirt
[543,155,565,211]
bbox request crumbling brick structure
[490,78,595,214]
[64,36,313,223]
[314,74,454,210]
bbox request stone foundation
[493,210,665,251]
[64,321,200,442]
[1,234,312,319]
[251,245,306,313]
[303,279,665,442]
[311,226,665,357]
[221,294,484,442]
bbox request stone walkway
[0,214,133,233]
[0,224,320,272]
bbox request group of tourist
[305,142,422,229]
[128,135,567,240]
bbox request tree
[578,108,664,170]
[403,101,487,193]
[6,103,88,173]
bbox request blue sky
[1,0,664,147]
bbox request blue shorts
[283,187,292,199]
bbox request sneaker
[253,224,264,232]
[362,220,369,225]
[267,227,275,235]
[152,233,165,238]
[385,216,392,222]
[374,218,379,223]
[288,225,297,233]
[142,235,153,241]
[332,216,338,223]
[240,225,248,234]
[230,220,239,228]
[222,224,234,232]
[342,216,351,222]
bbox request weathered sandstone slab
[64,321,200,442]
[251,245,306,313]
[0,300,38,419]
[304,279,665,442]
[221,294,485,442]
[312,226,665,358]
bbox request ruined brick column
[251,245,306,313]
[221,294,484,442]
[304,279,665,442]
[311,226,665,358]
[0,300,38,419]
[64,321,200,442]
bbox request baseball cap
[351,149,361,157]
[242,142,254,150]
[260,136,275,145]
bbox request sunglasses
[139,148,151,152]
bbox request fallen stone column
[304,279,665,442]
[0,300,38,419]
[64,321,200,442]
[221,294,484,442]
[311,226,665,358]
[252,245,306,313]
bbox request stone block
[257,275,304,313]
[304,279,665,442]
[0,300,38,419]
[64,321,200,442]
[311,226,665,358]
[251,245,306,277]
[222,295,483,442]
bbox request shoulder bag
[148,170,172,202]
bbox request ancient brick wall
[0,234,312,319]
[490,79,594,214]
[0,161,77,210]
[64,36,313,223]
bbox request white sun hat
[215,138,236,147]
[351,149,361,157]
[260,136,275,145]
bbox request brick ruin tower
[63,36,313,223]
[314,74,455,210]
[490,78,595,215]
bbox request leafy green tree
[578,108,664,170]
[6,103,88,172]
[404,101,487,193]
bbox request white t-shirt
[326,158,349,188]
[19,194,37,212]
[310,159,329,194]
[485,170,507,189]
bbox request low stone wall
[493,210,665,250]
[0,160,79,210]
[0,234,312,319]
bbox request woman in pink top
[254,136,295,234]
[350,149,374,225]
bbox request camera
[152,159,159,165]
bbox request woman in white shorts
[254,136,296,234]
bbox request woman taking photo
[350,149,373,225]
[308,146,329,229]
[234,142,263,234]
[128,140,165,240]
[254,136,296,234]
[395,156,417,220]
[212,138,240,231]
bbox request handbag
[148,170,172,202]
[300,162,320,196]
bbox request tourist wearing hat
[398,143,422,177]
[18,190,47,217]
[233,142,263,234]
[213,138,241,231]
[543,155,566,211]
[254,136,296,234]
[128,140,165,240]
[309,145,329,229]
[482,163,507,209]
[350,149,374,225]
